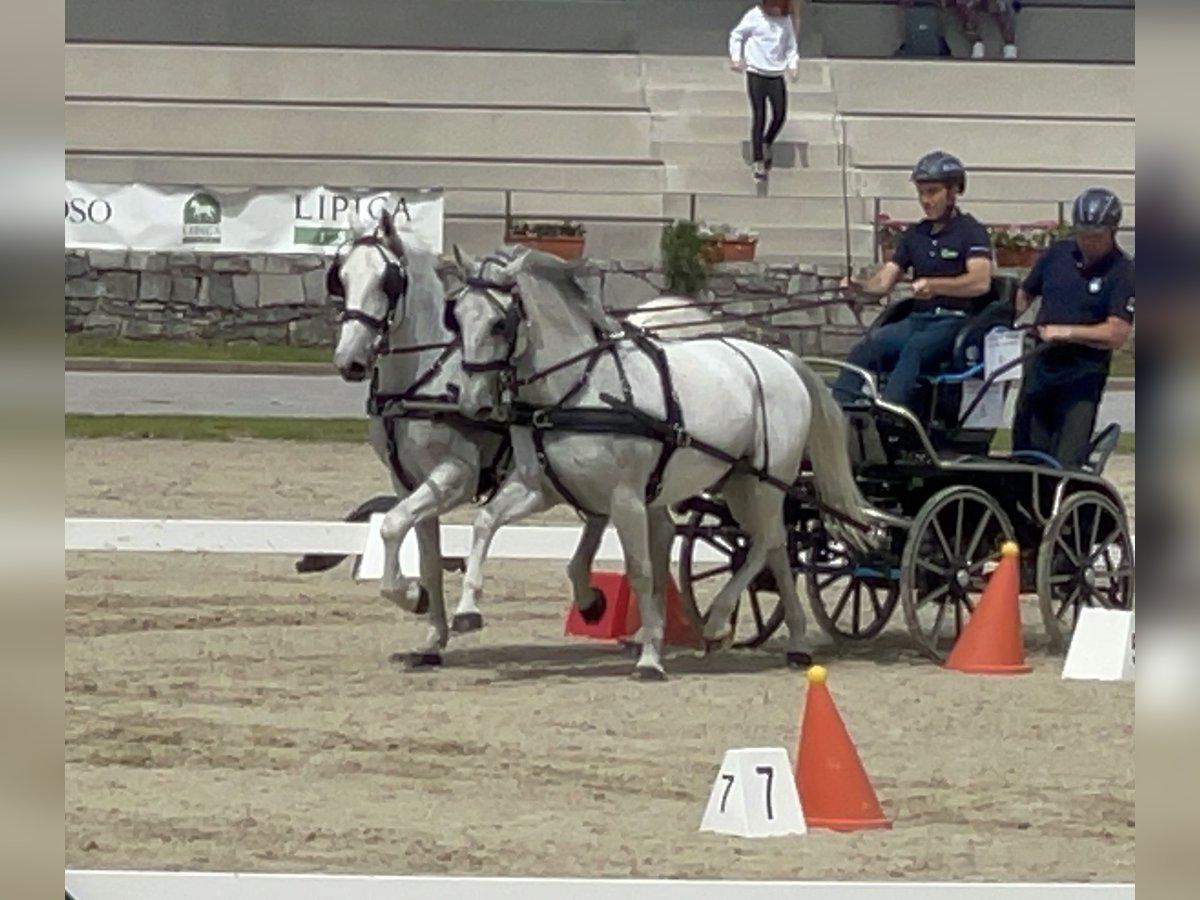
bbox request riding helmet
[910,150,967,193]
[1071,187,1123,230]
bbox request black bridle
[326,233,409,337]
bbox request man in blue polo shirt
[833,150,994,410]
[1011,187,1134,468]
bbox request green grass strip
[65,335,330,364]
[66,414,368,442]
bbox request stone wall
[64,251,885,356]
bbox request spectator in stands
[729,0,801,182]
[895,0,952,58]
[944,0,1020,59]
[831,151,993,410]
[1011,187,1134,468]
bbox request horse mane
[505,247,620,335]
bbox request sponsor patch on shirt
[1088,277,1103,294]
[940,247,960,259]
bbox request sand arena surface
[66,439,1134,881]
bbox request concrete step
[665,165,855,196]
[678,194,871,230]
[66,43,648,108]
[646,86,838,116]
[829,61,1134,119]
[857,169,1136,204]
[65,154,668,195]
[445,218,663,262]
[843,116,1134,172]
[653,140,840,169]
[66,101,655,161]
[642,55,831,89]
[653,111,840,144]
[873,198,1137,231]
[749,224,875,262]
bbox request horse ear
[378,207,395,239]
[452,243,475,276]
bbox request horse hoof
[404,651,443,670]
[412,587,430,616]
[632,665,667,682]
[703,637,732,656]
[579,588,607,625]
[452,612,485,633]
[786,651,814,670]
[618,641,642,658]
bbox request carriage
[672,276,1136,660]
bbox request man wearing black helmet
[1011,187,1134,468]
[833,150,994,411]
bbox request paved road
[65,371,1137,433]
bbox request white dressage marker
[699,748,806,838]
[1062,608,1134,683]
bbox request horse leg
[700,475,774,653]
[566,513,610,623]
[379,459,474,615]
[608,486,666,680]
[453,471,551,634]
[404,515,450,668]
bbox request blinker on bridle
[326,233,408,334]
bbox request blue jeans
[832,312,966,410]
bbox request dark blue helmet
[911,150,967,193]
[1071,187,1123,229]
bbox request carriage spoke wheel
[1037,491,1134,652]
[901,485,1015,661]
[677,505,787,649]
[805,529,900,643]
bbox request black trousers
[1012,366,1105,469]
[746,72,787,163]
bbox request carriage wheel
[1037,491,1135,652]
[804,526,900,643]
[676,504,787,649]
[900,485,1016,661]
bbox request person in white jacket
[729,0,801,181]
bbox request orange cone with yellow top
[793,665,891,831]
[943,540,1032,675]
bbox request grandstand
[65,1,1134,267]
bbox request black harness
[327,235,511,499]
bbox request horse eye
[490,320,508,336]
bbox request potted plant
[660,220,711,297]
[874,212,907,263]
[505,219,586,260]
[700,222,759,263]
[988,221,1064,269]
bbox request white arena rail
[64,516,729,577]
[64,870,1134,900]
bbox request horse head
[329,206,437,382]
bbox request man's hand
[730,60,746,73]
[1037,324,1074,342]
[787,64,799,82]
[911,278,934,299]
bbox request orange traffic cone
[944,541,1032,675]
[793,665,891,831]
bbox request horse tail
[789,357,877,553]
[294,494,398,572]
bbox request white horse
[328,210,723,666]
[446,245,880,679]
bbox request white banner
[64,182,444,254]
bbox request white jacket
[729,6,799,76]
